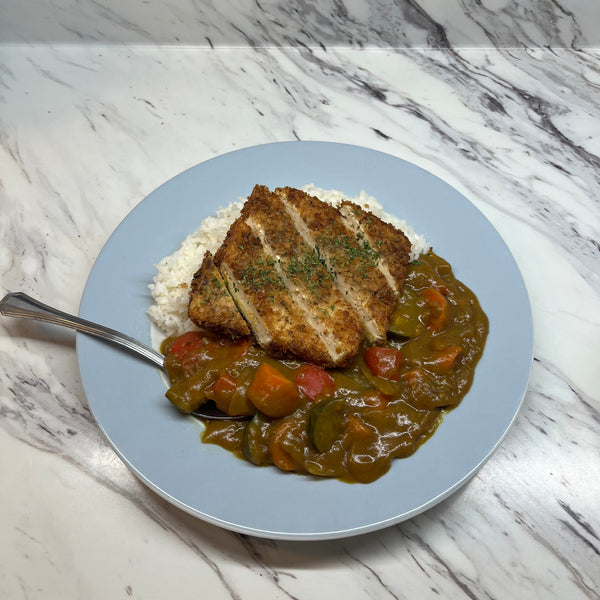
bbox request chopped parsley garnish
[317,232,380,277]
[285,251,330,298]
[238,257,284,292]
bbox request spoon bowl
[0,292,242,421]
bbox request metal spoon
[0,291,240,420]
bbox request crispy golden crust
[242,185,364,367]
[187,185,412,366]
[339,200,411,296]
[214,212,335,366]
[188,251,251,338]
[276,186,397,342]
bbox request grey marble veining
[1,0,599,48]
[0,28,599,600]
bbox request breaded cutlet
[339,200,412,297]
[214,215,336,366]
[186,185,413,367]
[188,251,251,338]
[242,185,364,367]
[275,186,397,343]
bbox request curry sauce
[162,251,488,483]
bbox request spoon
[0,291,240,420]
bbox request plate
[77,141,532,540]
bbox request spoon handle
[0,292,164,369]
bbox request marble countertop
[1,2,599,598]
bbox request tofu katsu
[275,186,398,342]
[338,200,412,297]
[241,185,364,366]
[214,216,337,366]
[188,251,251,338]
[187,185,412,367]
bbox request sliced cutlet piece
[214,215,335,365]
[188,251,251,338]
[339,201,412,297]
[276,186,397,343]
[242,185,364,367]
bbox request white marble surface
[1,6,600,598]
[1,0,600,48]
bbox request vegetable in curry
[161,251,488,483]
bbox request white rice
[147,185,428,337]
[147,201,244,337]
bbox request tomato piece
[421,287,448,332]
[295,364,336,401]
[247,363,301,418]
[211,373,237,396]
[205,370,256,417]
[363,346,404,381]
[167,331,205,359]
[208,373,238,414]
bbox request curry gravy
[162,251,488,483]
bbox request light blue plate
[77,141,533,540]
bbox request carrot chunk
[247,363,301,418]
[346,415,373,440]
[424,346,462,373]
[401,368,425,387]
[421,287,448,332]
[270,421,296,471]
